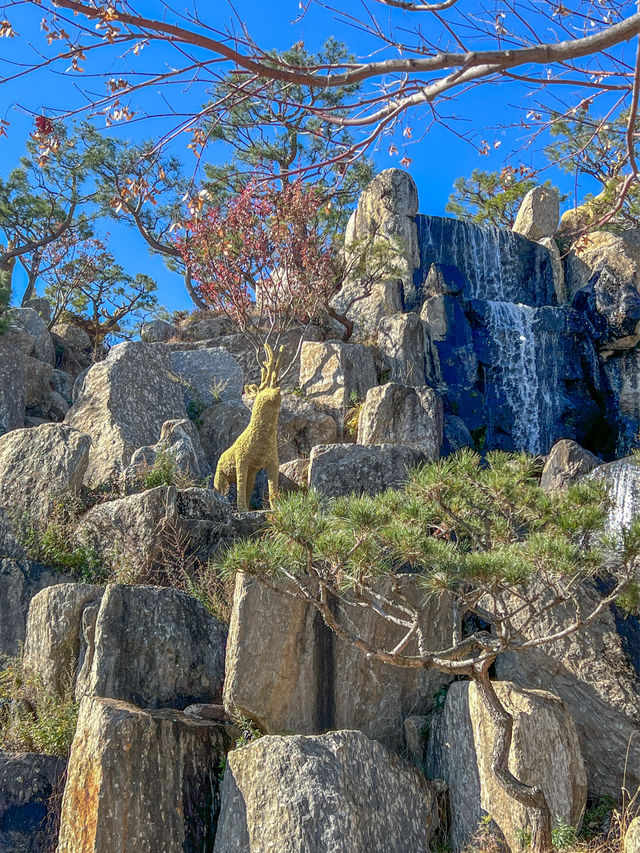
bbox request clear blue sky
[0,0,603,313]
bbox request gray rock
[48,390,69,421]
[9,308,54,365]
[539,237,567,304]
[495,580,640,798]
[180,315,233,341]
[224,573,452,752]
[426,681,587,852]
[308,443,424,497]
[299,341,377,434]
[279,458,309,491]
[123,418,211,491]
[0,510,25,561]
[0,559,71,661]
[540,439,600,494]
[23,583,104,696]
[513,186,560,242]
[357,383,442,460]
[24,356,52,418]
[0,345,26,434]
[57,696,230,853]
[198,399,251,472]
[171,347,244,412]
[0,423,91,525]
[50,325,93,379]
[65,341,186,486]
[377,312,439,387]
[22,297,51,323]
[50,323,91,352]
[442,414,474,456]
[50,369,74,404]
[76,584,227,709]
[0,751,66,853]
[140,318,177,343]
[214,730,439,853]
[274,393,338,463]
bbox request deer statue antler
[245,344,284,397]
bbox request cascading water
[483,302,562,455]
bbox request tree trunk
[184,269,207,311]
[473,669,553,853]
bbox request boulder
[540,439,600,494]
[308,443,424,498]
[279,458,309,491]
[24,356,53,418]
[377,312,439,386]
[426,681,587,852]
[0,510,25,560]
[512,186,560,242]
[23,583,104,696]
[170,347,243,412]
[9,307,54,365]
[179,315,233,341]
[299,341,377,434]
[277,394,338,463]
[76,584,227,709]
[50,325,93,378]
[357,383,443,460]
[50,324,91,352]
[65,341,186,486]
[0,751,66,853]
[0,559,71,661]
[22,296,52,323]
[56,696,230,853]
[0,423,90,525]
[198,399,251,472]
[494,580,640,798]
[0,345,26,434]
[122,418,211,491]
[140,318,177,343]
[330,169,421,336]
[539,237,567,304]
[224,573,452,752]
[50,369,74,405]
[442,414,474,456]
[626,818,640,853]
[214,730,439,853]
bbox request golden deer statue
[214,344,284,512]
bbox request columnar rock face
[23,584,104,696]
[65,342,187,486]
[170,346,244,410]
[377,312,439,386]
[224,574,452,752]
[77,584,227,709]
[213,731,439,853]
[357,383,443,460]
[308,443,424,497]
[540,439,600,494]
[0,560,71,661]
[122,418,212,490]
[56,696,230,853]
[512,186,560,242]
[330,169,420,335]
[0,423,91,524]
[0,751,66,853]
[299,341,377,432]
[427,681,587,852]
[0,345,25,434]
[495,581,640,798]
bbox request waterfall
[591,457,640,535]
[484,302,561,455]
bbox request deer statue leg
[265,458,279,509]
[236,456,251,513]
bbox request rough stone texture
[23,583,104,695]
[299,341,377,434]
[540,439,600,494]
[57,696,230,853]
[512,186,560,242]
[495,580,640,798]
[0,751,66,853]
[23,297,51,323]
[0,423,91,525]
[9,307,55,365]
[442,414,474,456]
[539,237,567,304]
[214,730,438,853]
[279,458,309,490]
[277,394,338,463]
[331,169,420,336]
[0,344,26,434]
[123,418,211,491]
[76,584,227,709]
[308,443,424,498]
[24,356,53,418]
[180,316,233,341]
[357,383,443,460]
[224,573,452,752]
[377,312,439,386]
[66,341,186,486]
[626,818,640,853]
[51,369,74,405]
[140,318,177,343]
[198,399,251,472]
[170,347,244,410]
[50,324,91,352]
[0,559,70,661]
[426,681,587,852]
[0,510,25,560]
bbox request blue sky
[0,0,605,313]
